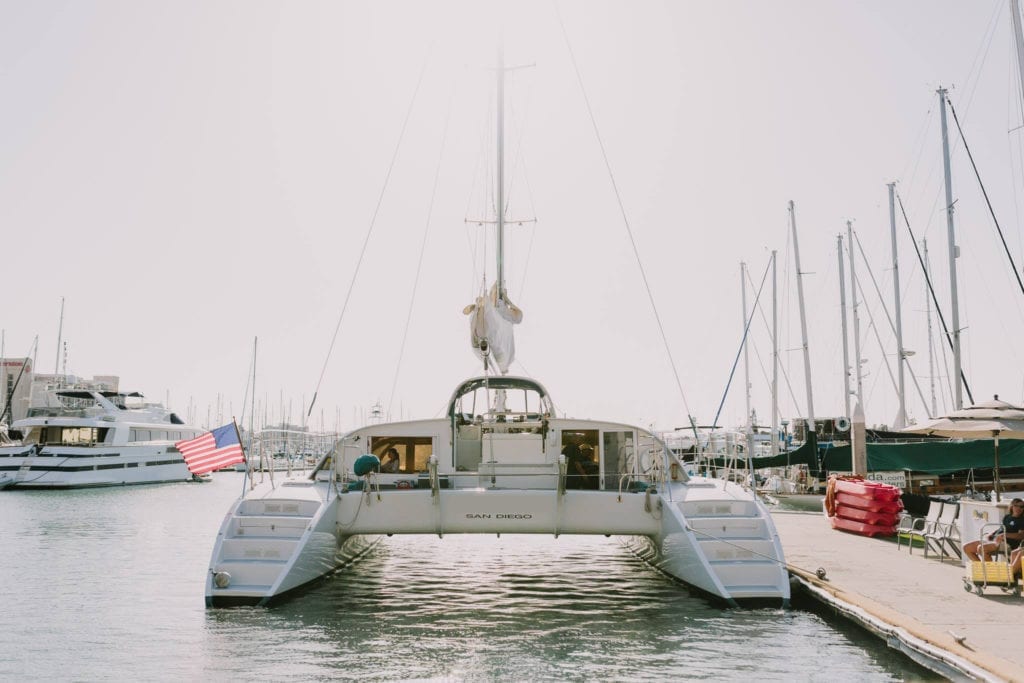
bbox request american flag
[176,423,245,475]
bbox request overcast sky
[2,1,1024,434]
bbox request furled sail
[463,283,523,374]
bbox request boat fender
[354,454,381,477]
[835,416,851,432]
[824,475,837,517]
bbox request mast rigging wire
[895,191,975,404]
[307,48,432,418]
[946,95,1024,302]
[387,83,456,420]
[709,259,773,440]
[850,232,932,418]
[554,2,695,433]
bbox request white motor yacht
[0,390,205,489]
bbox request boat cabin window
[371,437,433,473]
[603,430,633,488]
[24,426,109,446]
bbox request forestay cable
[709,259,772,438]
[308,48,432,418]
[387,83,456,419]
[554,2,695,429]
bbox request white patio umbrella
[902,396,1024,502]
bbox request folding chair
[924,501,958,561]
[897,499,942,554]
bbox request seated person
[577,444,599,490]
[1011,547,1022,579]
[381,447,401,473]
[963,497,1024,561]
[562,439,582,489]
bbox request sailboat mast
[496,44,507,298]
[937,87,963,409]
[54,296,64,376]
[924,238,938,416]
[1012,0,1024,111]
[837,234,852,420]
[741,262,755,457]
[888,183,908,428]
[741,262,752,427]
[771,250,779,456]
[789,201,815,437]
[847,220,865,407]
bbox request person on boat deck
[562,438,582,489]
[381,447,401,473]
[577,444,599,490]
[963,497,1024,561]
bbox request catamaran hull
[206,477,789,608]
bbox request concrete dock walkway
[772,510,1024,682]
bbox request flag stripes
[176,423,244,475]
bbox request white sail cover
[463,283,523,374]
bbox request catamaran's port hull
[206,533,382,608]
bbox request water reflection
[0,475,935,681]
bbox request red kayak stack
[825,477,902,537]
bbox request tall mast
[937,87,963,409]
[741,262,754,457]
[837,234,852,420]
[1012,0,1024,112]
[771,250,779,456]
[790,201,815,437]
[889,183,908,428]
[847,220,865,408]
[54,296,65,376]
[496,43,507,298]
[924,238,938,417]
[741,262,752,427]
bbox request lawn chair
[896,499,942,554]
[924,501,959,561]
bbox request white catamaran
[205,55,790,609]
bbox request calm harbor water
[0,473,935,681]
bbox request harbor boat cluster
[6,5,1024,681]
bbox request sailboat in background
[204,47,790,609]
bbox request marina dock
[773,510,1024,681]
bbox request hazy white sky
[2,1,1024,433]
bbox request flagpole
[233,416,249,497]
